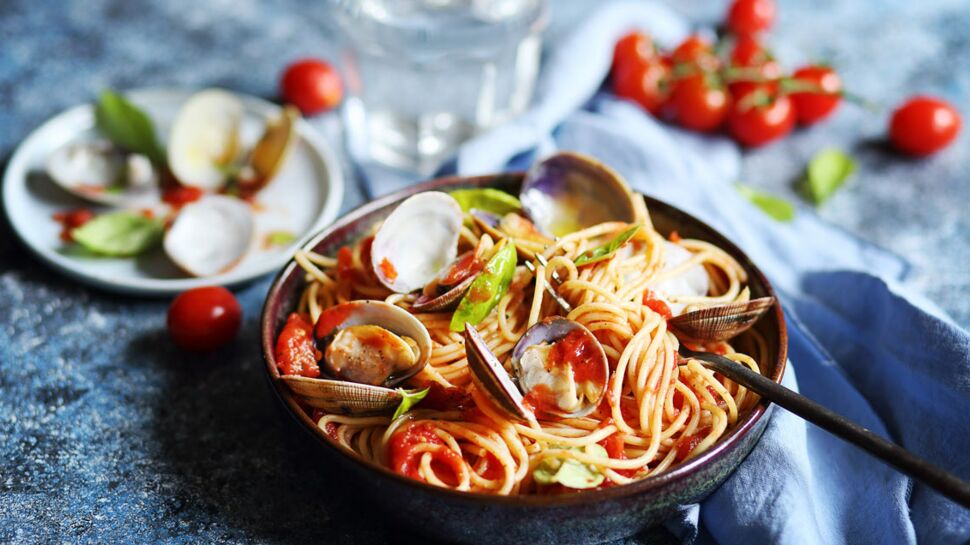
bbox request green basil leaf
[71,211,164,257]
[805,148,855,205]
[265,230,297,247]
[574,225,640,266]
[735,184,795,222]
[449,240,517,332]
[449,189,521,216]
[392,387,430,420]
[94,90,166,164]
[533,444,609,489]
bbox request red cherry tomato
[167,287,242,352]
[280,59,343,115]
[612,31,655,73]
[727,34,782,96]
[667,73,731,132]
[612,57,672,115]
[789,65,842,125]
[728,84,796,147]
[727,0,776,35]
[730,34,769,68]
[671,35,719,72]
[889,96,962,156]
[52,208,95,242]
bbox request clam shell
[370,192,463,293]
[314,300,432,387]
[163,195,254,277]
[281,375,402,415]
[520,151,638,237]
[168,88,243,190]
[46,140,159,206]
[510,317,609,418]
[463,324,530,421]
[411,273,478,312]
[245,105,299,190]
[669,297,776,343]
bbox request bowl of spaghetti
[260,164,787,545]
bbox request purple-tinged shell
[463,324,530,421]
[669,297,776,343]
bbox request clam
[470,210,551,260]
[370,192,463,293]
[281,300,432,416]
[464,323,530,421]
[519,151,639,237]
[241,105,299,191]
[669,296,776,343]
[464,318,609,420]
[412,236,492,312]
[46,140,159,206]
[168,88,244,190]
[164,195,254,276]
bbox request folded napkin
[355,2,970,543]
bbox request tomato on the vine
[667,73,731,132]
[671,35,719,72]
[726,0,776,35]
[727,34,781,96]
[789,65,842,125]
[728,83,796,147]
[280,59,343,115]
[612,57,672,115]
[889,96,962,156]
[613,31,655,73]
[167,286,242,352]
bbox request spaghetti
[280,194,764,496]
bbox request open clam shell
[163,194,254,277]
[281,375,402,416]
[669,296,776,343]
[243,105,299,191]
[370,192,463,294]
[510,317,609,418]
[411,236,492,312]
[314,300,432,388]
[463,324,531,421]
[46,140,159,206]
[168,88,243,190]
[520,151,639,238]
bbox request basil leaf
[71,211,164,257]
[450,189,521,216]
[805,148,855,205]
[574,225,640,266]
[392,387,430,420]
[94,90,166,164]
[265,230,297,247]
[533,444,609,489]
[449,240,517,332]
[735,184,795,222]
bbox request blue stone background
[0,0,967,543]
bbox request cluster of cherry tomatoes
[611,0,961,154]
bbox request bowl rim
[260,172,788,507]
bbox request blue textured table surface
[1,1,968,543]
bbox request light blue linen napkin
[355,1,970,543]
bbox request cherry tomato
[52,208,94,242]
[728,84,796,147]
[612,57,672,115]
[726,0,776,35]
[889,96,962,156]
[280,59,343,115]
[612,31,655,73]
[671,35,719,72]
[167,286,242,352]
[727,34,781,96]
[667,73,731,132]
[789,65,842,125]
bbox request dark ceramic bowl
[260,173,788,545]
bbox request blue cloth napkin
[357,2,970,543]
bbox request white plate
[2,88,344,296]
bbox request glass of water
[331,0,549,175]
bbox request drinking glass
[331,0,549,174]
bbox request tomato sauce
[550,330,607,387]
[668,230,682,242]
[388,422,463,485]
[379,258,398,282]
[440,252,482,286]
[420,383,473,412]
[674,426,711,462]
[598,429,638,480]
[161,186,204,207]
[52,208,94,242]
[275,313,321,378]
[314,304,354,339]
[642,289,672,320]
[522,384,561,419]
